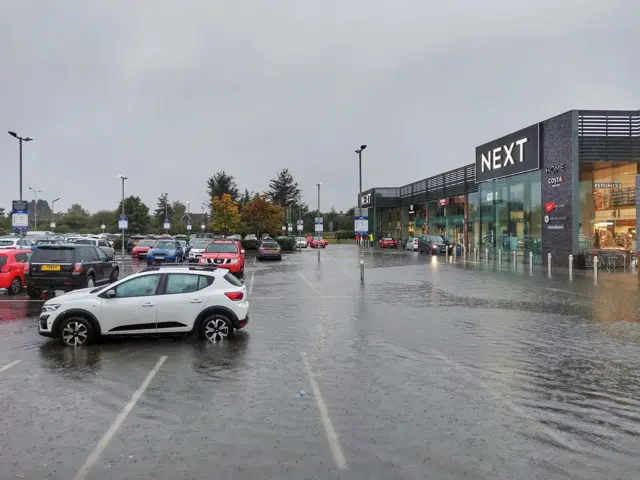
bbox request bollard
[498,249,502,266]
[547,252,552,277]
[512,250,516,266]
[529,251,533,276]
[360,251,364,282]
[569,254,573,280]
[485,248,489,264]
[473,248,476,262]
[593,255,598,279]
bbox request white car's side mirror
[105,289,116,298]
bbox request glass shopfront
[408,204,427,238]
[476,170,542,263]
[427,196,466,245]
[578,161,637,252]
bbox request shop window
[579,161,637,252]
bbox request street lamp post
[29,187,42,229]
[8,131,32,247]
[186,201,192,233]
[51,197,60,230]
[164,192,169,234]
[355,145,367,208]
[118,174,127,258]
[317,182,321,263]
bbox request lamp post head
[53,197,60,203]
[118,174,128,180]
[24,137,33,142]
[360,144,367,150]
[8,131,17,138]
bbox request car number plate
[155,255,164,259]
[269,249,278,252]
[42,265,61,271]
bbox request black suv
[25,245,119,299]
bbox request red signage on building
[438,198,450,207]
[544,202,556,214]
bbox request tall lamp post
[163,192,169,234]
[8,131,33,247]
[29,187,42,229]
[51,197,60,230]
[118,174,127,258]
[317,182,321,263]
[355,145,367,208]
[186,201,191,233]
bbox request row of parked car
[375,235,457,254]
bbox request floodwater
[0,245,638,479]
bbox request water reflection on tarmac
[0,246,639,479]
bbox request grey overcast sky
[2,0,638,214]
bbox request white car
[295,237,307,248]
[38,265,249,347]
[405,237,419,251]
[73,238,115,259]
[188,240,211,262]
[0,238,34,250]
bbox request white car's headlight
[42,304,61,312]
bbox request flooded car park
[1,246,639,479]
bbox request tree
[206,171,239,202]
[67,203,88,216]
[116,196,150,234]
[242,195,284,237]
[239,188,253,210]
[29,199,52,224]
[89,210,117,230]
[210,194,241,235]
[154,193,173,225]
[267,168,300,208]
[170,201,188,232]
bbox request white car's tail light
[224,291,243,301]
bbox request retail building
[359,109,639,266]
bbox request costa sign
[475,124,540,183]
[546,163,566,186]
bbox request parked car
[73,238,115,260]
[126,235,147,253]
[405,237,419,251]
[295,237,307,248]
[0,249,30,295]
[0,238,34,250]
[188,239,212,263]
[38,265,249,346]
[378,237,397,248]
[245,234,257,241]
[417,235,448,255]
[146,239,184,265]
[32,238,64,251]
[199,240,245,276]
[131,238,156,259]
[310,237,328,248]
[24,244,119,299]
[257,241,282,260]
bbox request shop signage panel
[361,192,373,207]
[438,198,450,207]
[475,123,540,183]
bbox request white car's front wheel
[59,317,95,347]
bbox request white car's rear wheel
[201,315,234,342]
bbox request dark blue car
[146,239,184,265]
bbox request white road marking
[248,272,255,294]
[253,257,257,265]
[282,256,290,263]
[297,272,320,294]
[301,352,348,470]
[0,360,21,373]
[72,355,167,480]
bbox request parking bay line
[0,360,21,374]
[301,352,348,470]
[248,272,255,294]
[72,355,167,480]
[297,272,320,294]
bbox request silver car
[405,237,419,251]
[188,240,211,263]
[73,238,115,259]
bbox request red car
[0,249,30,295]
[131,238,156,259]
[378,237,397,248]
[199,240,245,276]
[310,237,328,248]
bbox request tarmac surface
[1,245,639,479]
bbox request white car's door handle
[141,302,155,307]
[189,299,203,303]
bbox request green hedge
[335,230,355,239]
[275,236,296,251]
[241,239,258,251]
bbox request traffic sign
[354,208,368,234]
[163,218,170,230]
[187,224,192,231]
[101,224,106,231]
[118,215,128,230]
[11,200,29,231]
[50,222,56,229]
[200,224,205,231]
[314,217,324,233]
[297,220,303,232]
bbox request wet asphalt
[1,246,639,480]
